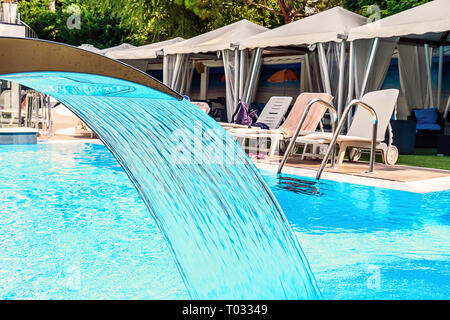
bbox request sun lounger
[296,89,400,165]
[228,93,334,156]
[219,96,293,130]
[191,101,211,114]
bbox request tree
[18,0,136,48]
[244,0,343,24]
[18,0,429,49]
[87,0,208,43]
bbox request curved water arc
[1,71,320,299]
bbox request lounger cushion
[414,108,441,131]
[229,129,284,139]
[298,132,383,143]
[416,123,442,131]
[279,93,333,137]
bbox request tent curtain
[222,49,239,122]
[178,58,194,96]
[2,2,17,24]
[163,54,194,96]
[326,43,342,98]
[353,38,398,98]
[222,48,258,122]
[243,48,263,106]
[163,54,178,89]
[397,44,431,119]
[300,52,323,93]
[317,42,348,109]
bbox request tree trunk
[277,0,291,24]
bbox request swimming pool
[0,142,449,299]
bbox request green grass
[360,148,450,171]
[397,149,450,171]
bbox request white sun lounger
[228,93,334,156]
[219,96,293,130]
[296,89,400,166]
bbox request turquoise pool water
[2,72,318,299]
[0,142,449,299]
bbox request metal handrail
[277,98,338,174]
[17,20,39,39]
[316,99,378,180]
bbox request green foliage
[192,0,282,30]
[343,0,430,17]
[17,0,432,49]
[18,0,134,48]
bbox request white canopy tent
[103,38,185,72]
[101,43,135,54]
[164,20,268,55]
[163,20,268,121]
[348,0,450,43]
[105,38,184,60]
[240,7,368,118]
[78,44,103,54]
[241,6,367,49]
[348,0,450,119]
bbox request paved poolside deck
[254,155,450,193]
[37,135,450,193]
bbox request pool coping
[38,138,103,145]
[255,162,450,194]
[38,139,450,194]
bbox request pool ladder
[278,99,378,181]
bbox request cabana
[78,44,103,54]
[348,0,450,119]
[105,38,185,72]
[163,20,268,120]
[105,38,184,60]
[101,43,135,54]
[239,7,368,119]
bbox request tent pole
[304,53,313,92]
[424,44,434,108]
[346,41,355,129]
[317,43,332,95]
[172,54,183,90]
[360,38,379,98]
[337,40,346,119]
[234,47,240,112]
[163,55,169,86]
[185,61,195,96]
[444,95,450,120]
[437,46,444,110]
[179,56,188,94]
[199,66,209,100]
[244,47,262,103]
[239,49,246,100]
[243,49,255,98]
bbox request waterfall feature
[1,72,320,299]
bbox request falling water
[1,72,320,299]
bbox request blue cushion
[414,108,441,131]
[414,108,438,125]
[416,123,441,131]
